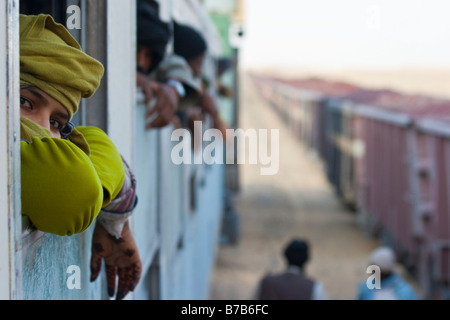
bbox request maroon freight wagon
[251,73,450,299]
[336,89,450,299]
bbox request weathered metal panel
[159,125,185,300]
[0,2,10,298]
[131,92,160,300]
[187,162,224,300]
[350,106,416,257]
[413,120,450,297]
[0,0,20,300]
[21,228,104,300]
[83,0,107,130]
[106,0,136,161]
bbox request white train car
[0,0,241,300]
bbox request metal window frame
[0,0,21,300]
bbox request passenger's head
[370,246,396,277]
[283,238,310,269]
[173,22,207,78]
[19,14,104,139]
[136,0,170,74]
[218,58,232,77]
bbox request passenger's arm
[78,126,142,300]
[21,137,104,236]
[75,126,125,208]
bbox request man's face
[188,53,205,78]
[20,86,70,138]
[137,44,153,74]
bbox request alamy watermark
[66,265,81,290]
[366,265,381,289]
[66,5,81,30]
[366,4,382,30]
[171,121,280,176]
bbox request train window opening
[17,0,96,237]
[20,0,67,24]
[19,0,85,127]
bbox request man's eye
[20,97,32,109]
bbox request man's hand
[199,92,229,140]
[200,91,219,119]
[137,71,180,130]
[136,72,156,106]
[145,83,179,130]
[171,114,182,129]
[90,220,142,300]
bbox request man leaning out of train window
[171,22,230,140]
[19,14,141,299]
[136,0,182,130]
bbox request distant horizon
[239,64,450,99]
[241,64,450,73]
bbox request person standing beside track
[254,238,328,300]
[356,246,419,300]
[170,21,230,139]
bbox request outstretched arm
[21,136,103,236]
[78,127,142,299]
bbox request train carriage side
[0,0,232,300]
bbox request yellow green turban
[19,13,104,120]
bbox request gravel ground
[209,73,420,300]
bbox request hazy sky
[240,0,450,71]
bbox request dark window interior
[20,0,67,24]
